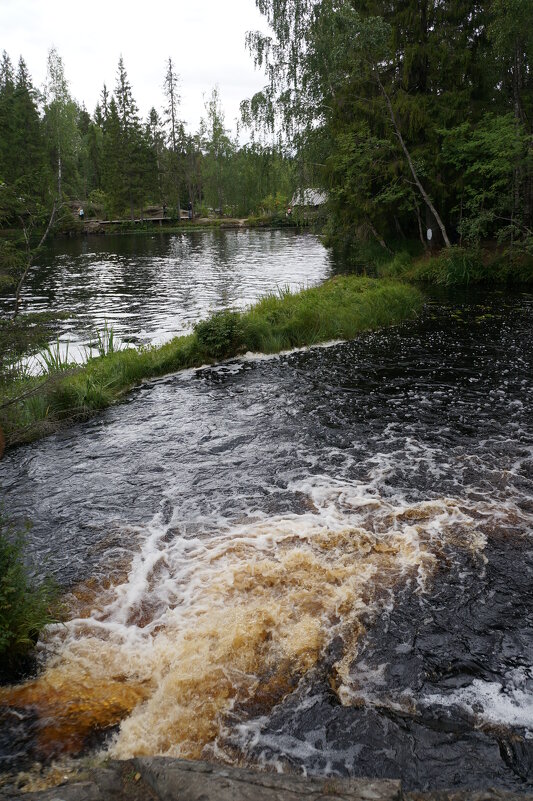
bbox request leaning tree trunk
[376,73,451,248]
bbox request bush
[0,512,60,670]
[194,310,244,358]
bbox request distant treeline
[0,49,293,223]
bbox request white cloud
[0,0,272,134]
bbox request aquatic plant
[39,339,72,373]
[90,321,117,357]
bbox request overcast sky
[0,0,272,136]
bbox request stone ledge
[135,757,401,801]
[2,758,533,801]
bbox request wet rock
[1,782,102,801]
[0,707,40,773]
[4,759,533,801]
[134,757,402,801]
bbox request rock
[405,791,533,801]
[12,781,102,801]
[5,758,533,801]
[134,757,402,801]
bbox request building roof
[291,188,328,207]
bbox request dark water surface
[1,237,532,791]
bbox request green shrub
[417,246,484,285]
[194,310,244,358]
[0,513,61,669]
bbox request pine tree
[148,107,165,204]
[0,51,16,184]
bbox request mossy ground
[0,276,423,448]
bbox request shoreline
[78,215,303,236]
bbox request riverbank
[81,214,299,236]
[0,276,422,449]
[375,245,533,286]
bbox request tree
[246,0,533,258]
[43,47,80,199]
[163,57,185,215]
[200,86,234,212]
[148,107,165,203]
[104,57,156,218]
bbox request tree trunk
[376,72,451,248]
[415,202,429,251]
[367,219,392,252]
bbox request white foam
[422,677,533,735]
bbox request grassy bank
[376,245,533,286]
[0,276,423,448]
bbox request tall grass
[39,339,72,372]
[378,246,533,286]
[0,276,423,447]
[89,321,117,357]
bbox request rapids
[0,233,532,791]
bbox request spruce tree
[163,57,185,216]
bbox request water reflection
[1,230,330,359]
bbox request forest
[244,0,533,264]
[0,49,293,234]
[1,0,532,267]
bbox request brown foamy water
[1,478,494,761]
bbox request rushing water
[0,233,532,792]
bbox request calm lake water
[4,229,331,361]
[1,232,532,792]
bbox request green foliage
[194,310,244,358]
[378,246,533,286]
[39,339,73,372]
[440,114,530,246]
[0,512,60,667]
[247,0,533,257]
[411,247,485,286]
[89,321,117,357]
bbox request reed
[377,246,533,286]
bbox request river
[1,231,532,792]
